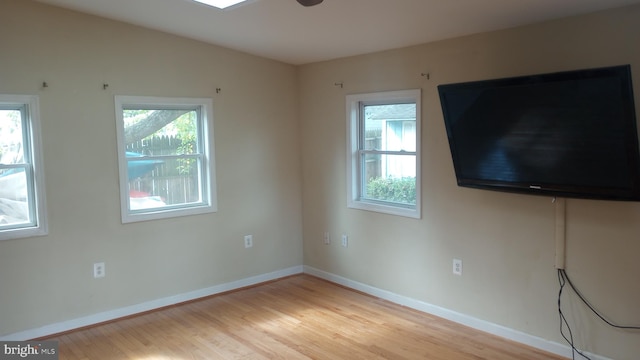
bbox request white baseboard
[0,266,303,341]
[303,265,610,360]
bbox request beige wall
[0,0,302,335]
[299,5,640,360]
[2,0,640,359]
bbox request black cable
[560,269,640,330]
[557,269,640,360]
[558,269,590,360]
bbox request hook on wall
[421,73,430,80]
[42,81,49,89]
[215,88,222,94]
[334,82,344,89]
[103,83,109,90]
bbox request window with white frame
[115,96,217,223]
[0,95,47,240]
[346,89,421,218]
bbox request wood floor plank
[43,275,565,359]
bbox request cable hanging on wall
[558,268,640,360]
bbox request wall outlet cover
[244,235,253,248]
[453,258,462,276]
[93,262,105,278]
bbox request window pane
[362,153,416,205]
[123,109,198,155]
[127,157,202,210]
[0,109,33,229]
[364,104,416,151]
[122,109,203,211]
[0,168,31,227]
[0,109,25,165]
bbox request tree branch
[124,109,190,144]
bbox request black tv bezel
[438,65,640,201]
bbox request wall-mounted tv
[438,65,640,201]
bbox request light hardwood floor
[44,275,565,359]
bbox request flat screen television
[438,65,640,201]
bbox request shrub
[366,177,416,204]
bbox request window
[0,95,47,240]
[346,89,421,218]
[115,96,217,223]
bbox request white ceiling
[37,0,640,65]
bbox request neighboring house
[365,104,417,180]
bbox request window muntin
[115,96,216,223]
[347,90,421,218]
[0,96,47,240]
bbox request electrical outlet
[453,258,462,276]
[244,235,253,248]
[93,262,105,278]
[341,234,348,247]
[323,231,330,245]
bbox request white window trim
[115,96,217,223]
[346,89,421,219]
[0,95,48,241]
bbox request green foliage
[174,111,197,175]
[128,110,198,175]
[366,177,416,205]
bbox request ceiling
[37,0,640,65]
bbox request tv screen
[438,65,640,201]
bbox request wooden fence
[126,136,199,205]
[364,130,382,181]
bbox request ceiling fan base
[297,0,323,7]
